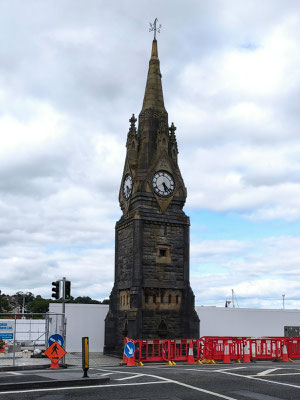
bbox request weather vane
[149,18,161,40]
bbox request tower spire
[141,21,165,113]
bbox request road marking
[257,368,281,376]
[97,372,114,377]
[169,380,239,399]
[116,373,144,381]
[218,370,300,389]
[0,381,171,395]
[251,372,300,377]
[143,374,239,400]
[6,372,23,376]
[216,367,247,372]
[95,368,142,375]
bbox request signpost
[0,322,14,340]
[124,341,135,358]
[48,334,64,348]
[44,342,66,369]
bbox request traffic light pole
[61,277,66,367]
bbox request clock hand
[162,182,169,191]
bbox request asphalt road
[1,362,300,399]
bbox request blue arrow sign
[124,341,135,358]
[48,334,64,348]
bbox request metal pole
[62,277,66,367]
[282,294,285,309]
[12,314,17,367]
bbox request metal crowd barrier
[122,336,300,365]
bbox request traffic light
[51,281,60,300]
[64,280,71,300]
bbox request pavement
[0,360,300,399]
[0,351,120,370]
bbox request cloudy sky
[1,0,300,309]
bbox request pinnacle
[141,39,166,112]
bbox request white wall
[196,306,300,337]
[48,304,300,352]
[49,303,108,352]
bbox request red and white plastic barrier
[122,336,300,365]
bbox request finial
[149,18,161,40]
[169,122,177,135]
[129,114,137,129]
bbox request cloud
[0,0,300,308]
[191,236,300,308]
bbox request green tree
[73,296,101,304]
[0,294,12,313]
[26,296,51,313]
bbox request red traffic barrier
[243,340,251,363]
[124,336,300,365]
[187,340,195,364]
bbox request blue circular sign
[48,334,64,348]
[124,341,135,358]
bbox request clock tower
[104,36,199,355]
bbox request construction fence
[123,336,300,365]
[0,312,64,367]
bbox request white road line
[124,372,239,400]
[116,374,144,381]
[215,367,247,372]
[0,380,170,395]
[217,370,300,390]
[250,372,300,377]
[99,372,114,377]
[95,368,142,375]
[257,368,281,376]
[6,372,23,376]
[170,381,239,400]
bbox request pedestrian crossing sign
[44,341,66,364]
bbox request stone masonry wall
[142,221,186,284]
[116,222,133,285]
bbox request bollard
[82,337,89,378]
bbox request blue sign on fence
[0,333,13,340]
[0,322,14,341]
[124,341,135,358]
[48,334,64,348]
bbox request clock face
[152,171,175,197]
[123,174,132,200]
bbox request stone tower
[104,38,199,355]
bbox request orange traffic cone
[49,361,60,369]
[243,340,251,363]
[127,354,135,366]
[223,340,231,364]
[187,340,195,364]
[282,343,289,362]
